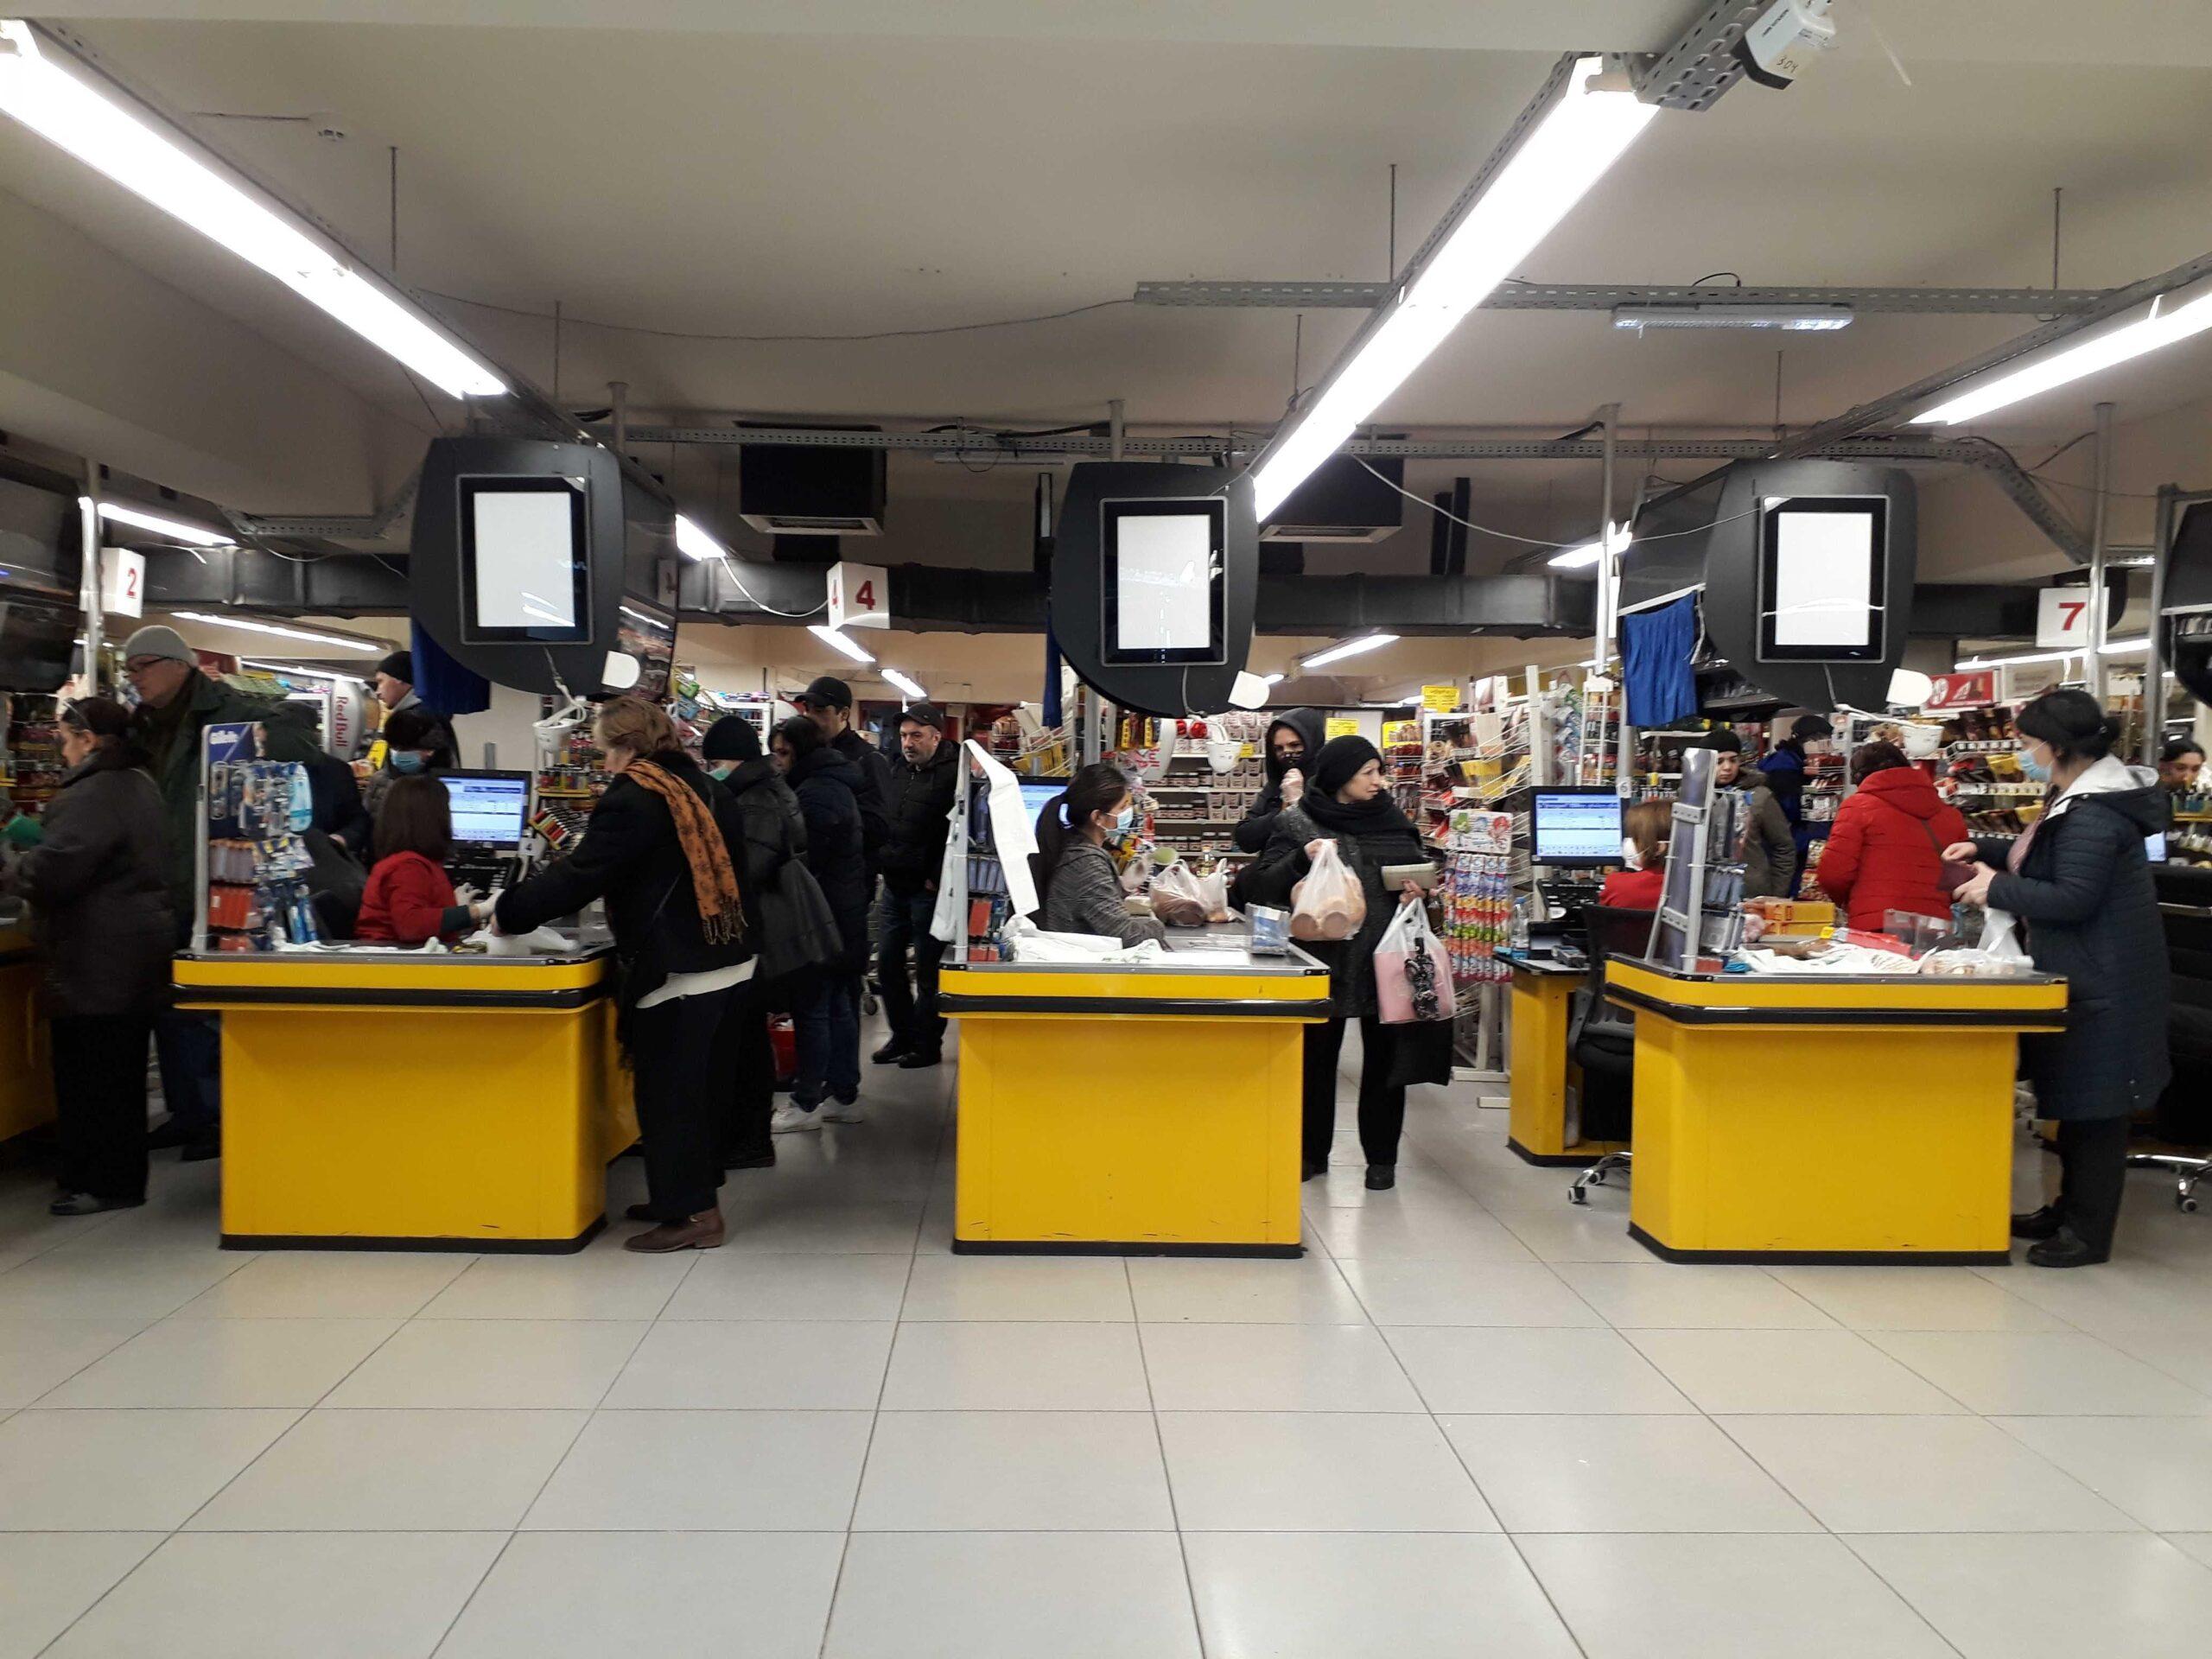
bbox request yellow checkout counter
[175,938,636,1252]
[1601,957,2068,1264]
[1501,950,1620,1167]
[938,929,1332,1256]
[0,903,54,1144]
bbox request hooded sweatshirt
[1815,765,1971,932]
[1233,709,1328,855]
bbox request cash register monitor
[438,771,531,850]
[1531,787,1624,868]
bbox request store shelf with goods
[1,692,63,823]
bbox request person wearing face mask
[2,699,171,1215]
[1243,735,1432,1189]
[1700,730,1796,899]
[2158,737,2204,797]
[768,715,872,1132]
[1234,709,1327,855]
[1948,689,2170,1268]
[1599,800,1672,910]
[1036,763,1167,948]
[363,706,455,821]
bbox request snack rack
[1649,746,1750,971]
[196,721,321,951]
[0,693,62,824]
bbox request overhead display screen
[1758,496,1887,663]
[1100,498,1226,666]
[458,475,592,645]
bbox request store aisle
[2,1037,2210,1658]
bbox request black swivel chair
[2136,864,2212,1211]
[1566,905,1657,1206]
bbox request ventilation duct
[1258,454,1404,544]
[737,428,887,537]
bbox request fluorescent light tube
[168,610,385,652]
[1548,521,1633,570]
[1955,638,2147,671]
[1261,673,1286,686]
[1916,282,2212,425]
[1301,633,1399,671]
[1250,56,1656,519]
[674,514,727,562]
[84,497,231,546]
[0,21,505,399]
[808,623,876,664]
[882,669,926,700]
[241,659,363,685]
[1613,303,1853,332]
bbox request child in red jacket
[356,774,487,944]
[1817,741,1971,934]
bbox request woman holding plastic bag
[1947,690,2169,1268]
[1244,735,1432,1189]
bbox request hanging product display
[200,721,320,950]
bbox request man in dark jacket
[371,648,458,760]
[874,703,959,1068]
[771,715,870,1131]
[122,624,321,1160]
[1702,730,1795,899]
[1234,709,1327,855]
[1758,713,1833,898]
[793,675,893,868]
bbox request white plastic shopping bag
[1980,907,2033,967]
[1291,840,1366,941]
[1373,900,1456,1024]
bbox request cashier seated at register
[1035,764,1168,947]
[1599,800,1670,910]
[354,774,493,944]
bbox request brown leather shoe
[623,1208,726,1253]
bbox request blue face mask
[2018,747,2050,783]
[1113,804,1137,832]
[710,763,735,782]
[390,752,425,775]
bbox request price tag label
[1421,683,1459,714]
[1325,716,1359,739]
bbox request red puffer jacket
[1815,766,1970,933]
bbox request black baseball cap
[795,675,853,711]
[897,702,944,730]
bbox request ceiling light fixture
[0,20,505,399]
[1955,638,2149,671]
[84,498,231,546]
[1612,303,1852,332]
[1261,673,1286,686]
[168,610,385,652]
[1915,279,2212,425]
[1301,633,1399,671]
[881,669,926,700]
[673,514,728,562]
[808,623,876,664]
[1548,521,1633,570]
[1248,55,1657,519]
[240,658,363,685]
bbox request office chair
[1566,905,1657,1206]
[308,886,359,944]
[2133,866,2212,1212]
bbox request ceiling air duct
[737,425,887,537]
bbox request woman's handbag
[753,856,844,991]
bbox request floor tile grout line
[1131,1261,1213,1659]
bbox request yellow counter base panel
[0,933,55,1146]
[943,963,1326,1257]
[1608,958,2067,1266]
[1503,965,1625,1167]
[178,952,631,1253]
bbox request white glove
[1281,768,1305,807]
[454,883,482,906]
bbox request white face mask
[1620,837,1643,872]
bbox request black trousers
[713,982,777,1164]
[2054,1116,2131,1256]
[627,987,741,1221]
[51,1014,152,1203]
[877,886,946,1055]
[1300,1014,1408,1168]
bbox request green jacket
[143,671,321,939]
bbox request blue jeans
[877,886,946,1056]
[793,970,861,1108]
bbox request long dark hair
[373,773,454,863]
[1033,763,1130,889]
[772,714,826,767]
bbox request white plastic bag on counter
[1000,916,1166,963]
[472,925,575,957]
[1148,859,1211,928]
[1980,908,2033,967]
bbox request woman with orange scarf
[494,697,754,1251]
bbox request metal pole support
[1592,403,1621,673]
[79,461,104,695]
[2147,483,2177,764]
[2088,402,2115,709]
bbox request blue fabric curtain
[410,621,490,717]
[1621,594,1699,729]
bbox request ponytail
[1033,762,1131,891]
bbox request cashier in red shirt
[355,774,490,944]
[1599,799,1670,911]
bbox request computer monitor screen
[458,475,592,645]
[1099,498,1226,666]
[1757,496,1887,663]
[1531,788,1625,867]
[1019,779,1069,826]
[440,770,532,848]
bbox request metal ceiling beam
[1630,0,1767,111]
[1132,281,2108,315]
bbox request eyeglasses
[124,657,169,676]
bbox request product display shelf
[1141,738,1263,862]
[1649,747,1751,971]
[1450,693,1544,1078]
[0,692,62,823]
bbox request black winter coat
[832,727,894,870]
[790,746,872,973]
[1234,709,1329,855]
[1242,799,1428,1020]
[495,752,753,1020]
[881,741,958,893]
[9,750,173,1018]
[1976,769,2171,1121]
[721,758,805,933]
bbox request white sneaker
[770,1103,823,1135]
[820,1098,865,1125]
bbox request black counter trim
[952,1238,1305,1259]
[179,985,602,1010]
[1506,1137,1614,1168]
[1629,1224,2009,1267]
[938,993,1333,1019]
[1606,985,2067,1030]
[222,1217,606,1255]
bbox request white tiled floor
[3,1032,2211,1656]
